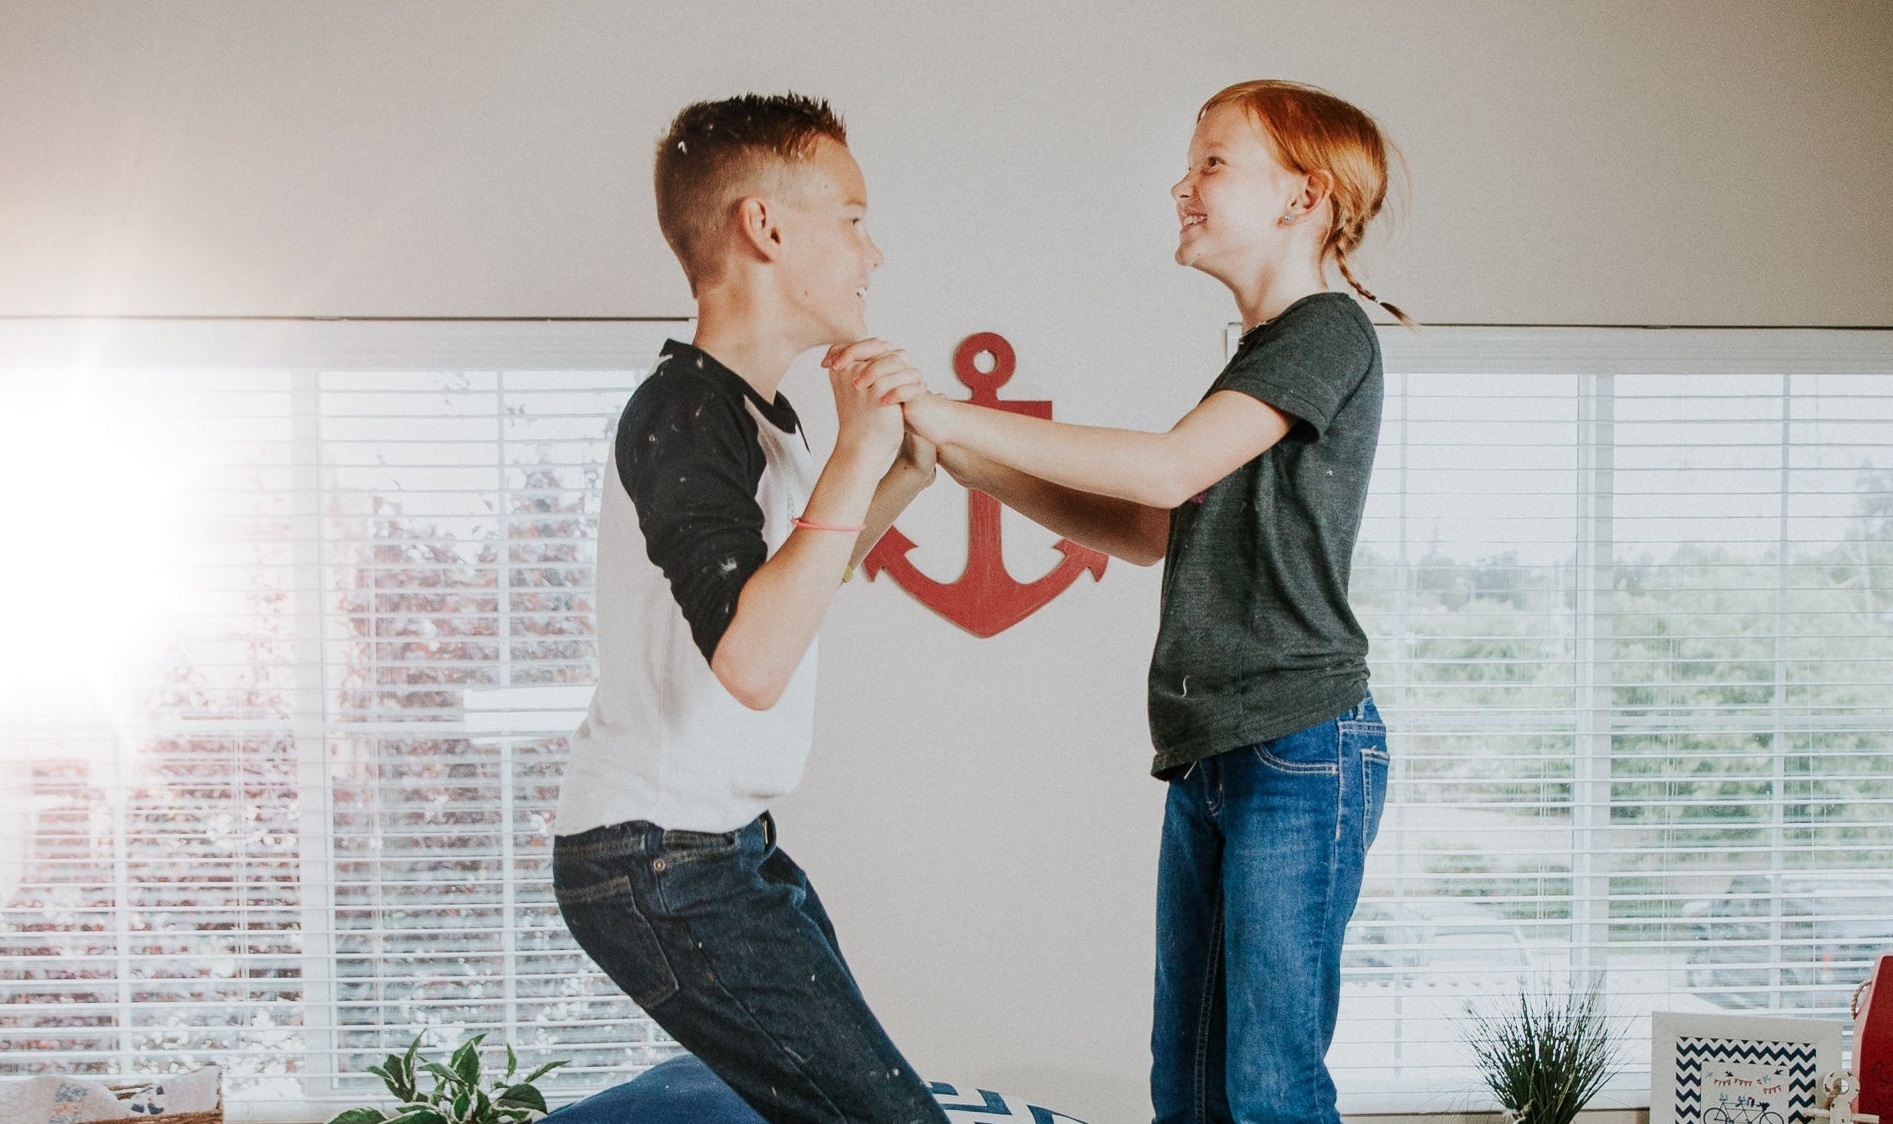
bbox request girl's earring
[1280,212,1295,225]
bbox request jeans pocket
[1347,707,1390,850]
[1252,720,1341,776]
[1360,746,1389,849]
[658,828,741,864]
[555,874,680,1009]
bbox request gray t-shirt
[1147,292,1383,777]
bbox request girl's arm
[905,388,1293,510]
[935,444,1171,566]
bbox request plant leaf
[496,1084,548,1112]
[450,1035,485,1086]
[374,1057,413,1102]
[517,1059,569,1086]
[348,1033,568,1124]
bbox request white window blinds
[1,321,1888,1119]
[1328,328,1893,1111]
[0,320,686,1122]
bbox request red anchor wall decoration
[863,332,1108,637]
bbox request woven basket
[107,1078,223,1124]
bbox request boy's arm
[935,444,1170,566]
[850,432,936,572]
[709,361,919,710]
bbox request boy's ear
[734,196,784,263]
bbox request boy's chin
[824,314,870,345]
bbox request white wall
[5,3,1891,1121]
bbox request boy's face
[774,137,882,344]
[1172,102,1303,283]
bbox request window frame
[2,319,1888,1119]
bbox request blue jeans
[553,814,949,1124]
[1151,695,1390,1124]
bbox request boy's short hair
[654,93,848,290]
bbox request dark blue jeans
[1151,695,1390,1124]
[553,814,948,1124]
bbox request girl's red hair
[1202,80,1413,326]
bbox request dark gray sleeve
[1218,303,1376,436]
[615,378,767,664]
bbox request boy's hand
[826,337,957,448]
[934,441,980,487]
[896,430,937,487]
[828,344,922,467]
[823,339,928,402]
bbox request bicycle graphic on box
[1706,1092,1787,1124]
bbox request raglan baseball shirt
[555,340,821,836]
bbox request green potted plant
[327,1034,569,1124]
[1461,984,1623,1124]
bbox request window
[2,321,1888,1117]
[1329,327,1893,1110]
[0,320,685,1120]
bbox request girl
[830,79,1409,1124]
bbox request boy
[551,94,948,1124]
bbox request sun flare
[0,390,185,707]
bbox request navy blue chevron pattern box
[1651,1013,1845,1124]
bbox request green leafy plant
[1461,984,1623,1124]
[326,1034,569,1124]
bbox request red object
[864,333,1108,637]
[1859,954,1893,1120]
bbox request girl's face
[1172,102,1308,283]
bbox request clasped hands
[822,338,964,484]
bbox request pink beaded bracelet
[791,515,866,533]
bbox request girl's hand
[846,347,927,406]
[823,337,899,375]
[901,391,958,447]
